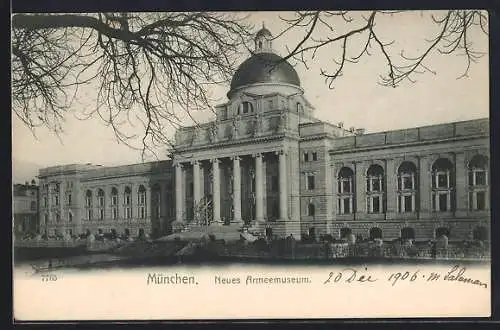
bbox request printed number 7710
[40,274,58,282]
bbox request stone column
[212,158,221,224]
[419,156,432,219]
[385,158,397,219]
[279,150,288,220]
[231,156,242,224]
[192,160,201,219]
[145,185,151,218]
[175,163,184,223]
[254,153,265,222]
[354,161,366,219]
[59,181,65,224]
[455,152,468,216]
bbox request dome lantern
[254,22,273,54]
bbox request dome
[229,52,301,92]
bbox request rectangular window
[343,198,350,214]
[112,208,118,219]
[87,209,93,220]
[439,193,447,211]
[477,191,486,210]
[307,175,315,190]
[140,207,145,219]
[125,195,131,205]
[139,194,145,205]
[307,203,315,216]
[303,152,309,162]
[68,194,72,205]
[476,171,486,186]
[404,195,412,212]
[30,201,37,211]
[342,180,350,193]
[54,195,59,206]
[312,152,318,161]
[44,197,47,207]
[268,100,273,110]
[99,209,104,220]
[44,214,48,223]
[403,176,412,190]
[372,179,381,192]
[112,196,117,206]
[98,197,104,207]
[69,213,73,222]
[372,196,380,213]
[126,207,132,219]
[86,197,92,207]
[437,173,447,188]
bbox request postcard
[12,10,490,320]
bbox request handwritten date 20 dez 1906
[323,265,487,289]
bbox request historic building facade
[38,162,174,238]
[13,181,39,236]
[37,27,490,242]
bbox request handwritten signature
[323,265,488,289]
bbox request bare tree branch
[12,12,253,160]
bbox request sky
[11,11,489,169]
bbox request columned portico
[174,149,292,228]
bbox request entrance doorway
[435,227,450,238]
[401,227,416,240]
[369,227,383,240]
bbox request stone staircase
[176,196,244,242]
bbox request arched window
[111,187,118,219]
[85,190,93,220]
[124,186,132,219]
[97,189,105,220]
[337,167,354,214]
[138,185,146,219]
[431,158,455,212]
[366,164,385,213]
[468,155,488,211]
[307,201,315,216]
[397,161,418,213]
[472,226,488,241]
[369,227,383,240]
